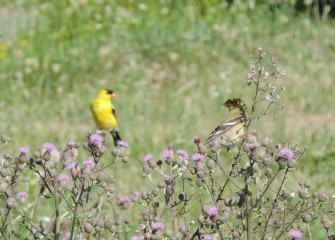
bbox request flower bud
[281,188,290,198]
[4,154,13,160]
[262,136,272,147]
[288,159,297,168]
[321,215,333,230]
[265,168,273,178]
[245,133,257,144]
[84,222,95,233]
[0,182,8,192]
[277,159,288,168]
[304,179,312,188]
[193,136,201,145]
[104,218,114,230]
[317,192,328,202]
[196,179,203,187]
[298,188,308,199]
[151,188,160,197]
[302,214,312,223]
[141,211,151,221]
[141,192,149,200]
[1,135,11,143]
[166,184,174,195]
[206,159,215,169]
[198,215,204,223]
[6,197,16,209]
[2,161,10,168]
[0,169,10,177]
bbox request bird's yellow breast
[90,99,117,130]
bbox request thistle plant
[0,49,334,240]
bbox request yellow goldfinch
[90,89,122,146]
[206,98,249,152]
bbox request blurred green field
[1,0,335,195]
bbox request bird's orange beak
[111,92,117,99]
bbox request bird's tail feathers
[111,130,122,146]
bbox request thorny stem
[52,178,60,240]
[254,167,282,208]
[170,165,177,238]
[34,168,54,197]
[217,224,225,240]
[69,183,85,240]
[203,181,216,204]
[97,158,116,172]
[216,145,245,202]
[3,184,49,240]
[276,203,318,239]
[0,210,11,239]
[189,223,203,240]
[261,167,289,239]
[246,183,251,240]
[208,151,241,192]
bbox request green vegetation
[1,0,334,198]
[1,1,335,239]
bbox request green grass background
[1,0,335,196]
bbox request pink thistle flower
[89,133,104,147]
[247,143,257,152]
[119,196,131,206]
[133,191,141,197]
[132,191,142,201]
[83,158,96,169]
[17,192,28,201]
[203,235,212,240]
[279,148,295,160]
[194,136,201,144]
[65,232,71,239]
[58,174,70,184]
[177,149,188,158]
[143,153,153,162]
[161,149,172,160]
[19,147,29,156]
[43,143,56,153]
[66,161,77,170]
[131,237,144,240]
[117,140,129,148]
[151,222,164,231]
[66,140,76,148]
[205,205,219,218]
[289,229,303,239]
[191,153,203,162]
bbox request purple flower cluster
[205,205,219,218]
[191,153,203,162]
[131,237,144,240]
[19,147,29,156]
[17,192,28,201]
[289,229,303,239]
[43,143,56,153]
[202,235,212,240]
[66,161,77,170]
[279,148,294,160]
[143,153,153,162]
[117,140,129,148]
[58,174,70,184]
[89,133,104,147]
[83,158,96,169]
[161,149,172,160]
[151,222,164,231]
[177,149,188,158]
[119,196,131,205]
